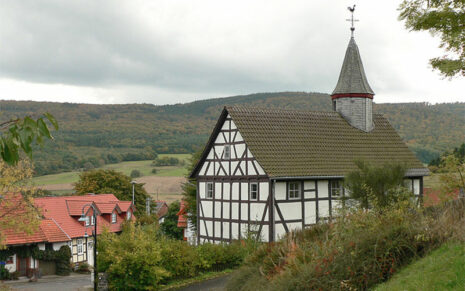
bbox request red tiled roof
[34,194,134,239]
[95,202,121,214]
[177,201,187,228]
[2,218,69,245]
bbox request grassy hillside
[374,242,465,291]
[1,92,464,175]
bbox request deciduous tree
[399,0,465,77]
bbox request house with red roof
[176,200,196,244]
[0,193,135,277]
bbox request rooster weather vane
[346,5,359,37]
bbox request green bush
[151,168,158,174]
[130,169,141,178]
[76,262,90,273]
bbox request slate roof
[332,37,374,95]
[192,106,428,178]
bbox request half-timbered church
[190,30,428,244]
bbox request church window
[330,180,343,198]
[288,182,301,199]
[250,183,258,200]
[206,182,214,199]
[223,145,231,159]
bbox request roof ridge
[226,105,341,115]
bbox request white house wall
[197,115,270,243]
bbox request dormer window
[85,216,90,226]
[111,212,117,223]
[223,145,231,159]
[127,210,132,221]
[91,215,95,225]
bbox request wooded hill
[1,92,463,175]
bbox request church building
[190,30,428,244]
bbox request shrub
[130,169,141,178]
[76,262,90,273]
[151,168,158,174]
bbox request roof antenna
[346,5,359,38]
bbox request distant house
[190,34,428,244]
[0,193,135,277]
[154,201,168,223]
[176,200,196,244]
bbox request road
[176,275,230,291]
[7,274,91,291]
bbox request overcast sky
[0,0,463,105]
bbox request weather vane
[346,5,359,37]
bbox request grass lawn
[31,154,190,186]
[374,242,465,291]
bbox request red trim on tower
[331,93,374,99]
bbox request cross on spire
[346,5,359,37]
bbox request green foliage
[429,142,465,168]
[98,222,257,290]
[151,168,158,174]
[73,169,148,216]
[152,156,183,167]
[160,201,183,240]
[399,0,465,77]
[182,150,202,230]
[438,154,465,199]
[130,169,141,178]
[344,160,410,209]
[0,113,58,165]
[76,262,90,273]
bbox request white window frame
[127,210,132,221]
[111,212,117,223]
[77,239,83,255]
[206,182,214,199]
[288,181,301,199]
[90,215,95,226]
[330,180,343,198]
[85,216,90,226]
[223,145,231,159]
[250,183,258,201]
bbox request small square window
[288,182,301,199]
[250,183,258,200]
[206,183,214,199]
[223,145,231,159]
[111,212,117,223]
[330,180,343,198]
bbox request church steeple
[331,6,374,132]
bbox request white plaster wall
[305,201,317,224]
[239,162,247,176]
[255,162,266,175]
[275,224,287,240]
[231,203,239,219]
[230,118,237,130]
[223,183,230,200]
[214,202,221,219]
[332,200,342,215]
[232,183,239,200]
[202,201,212,217]
[199,182,206,199]
[259,182,269,201]
[304,180,316,190]
[249,203,265,222]
[221,120,230,131]
[287,222,302,232]
[221,162,229,175]
[53,242,68,251]
[231,223,239,239]
[235,132,244,142]
[223,202,230,219]
[38,243,45,250]
[241,204,248,220]
[215,183,222,199]
[275,182,286,200]
[223,223,230,239]
[235,143,245,158]
[240,183,248,200]
[319,200,330,218]
[214,222,221,238]
[277,202,302,220]
[318,180,329,198]
[205,221,213,237]
[260,226,269,242]
[247,161,256,175]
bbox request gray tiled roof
[332,37,375,95]
[226,106,426,178]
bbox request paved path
[6,274,91,291]
[176,274,230,291]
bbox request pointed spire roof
[332,37,374,95]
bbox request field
[375,242,465,291]
[31,154,190,201]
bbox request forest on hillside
[1,92,463,175]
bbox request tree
[0,160,41,248]
[439,154,465,199]
[399,0,465,77]
[73,169,149,216]
[181,150,202,230]
[160,201,183,240]
[0,113,58,165]
[130,169,141,178]
[344,160,411,210]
